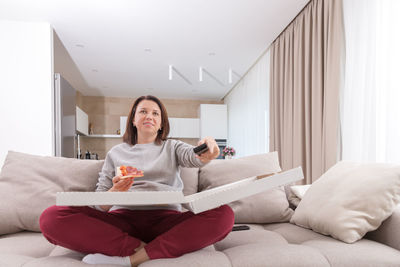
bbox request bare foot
[129,241,150,267]
[135,241,146,252]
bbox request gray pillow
[199,152,294,223]
[0,151,104,234]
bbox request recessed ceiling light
[76,44,85,48]
[92,69,98,72]
[144,48,152,52]
[208,52,216,56]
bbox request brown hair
[123,95,170,146]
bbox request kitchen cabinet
[120,116,128,136]
[76,106,88,135]
[199,104,227,139]
[169,118,200,138]
[118,116,199,139]
[86,116,126,138]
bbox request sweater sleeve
[95,150,115,192]
[174,140,208,168]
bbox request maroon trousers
[39,205,234,260]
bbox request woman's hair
[123,95,170,145]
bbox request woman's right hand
[109,175,134,192]
[100,176,134,211]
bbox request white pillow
[291,185,311,199]
[290,161,400,243]
[288,185,312,207]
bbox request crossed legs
[40,205,234,265]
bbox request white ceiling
[0,0,308,100]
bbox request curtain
[224,50,270,158]
[270,0,344,183]
[341,0,400,163]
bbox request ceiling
[0,0,308,100]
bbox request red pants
[39,205,234,260]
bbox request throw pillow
[288,185,312,207]
[199,152,294,223]
[179,166,199,196]
[290,161,400,243]
[0,151,104,235]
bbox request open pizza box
[56,167,304,214]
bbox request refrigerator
[54,73,76,158]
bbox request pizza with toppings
[117,165,144,179]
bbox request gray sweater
[96,139,206,211]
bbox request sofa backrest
[0,151,104,235]
[366,204,400,251]
[179,166,199,195]
[189,152,296,224]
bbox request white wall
[224,49,270,158]
[0,21,54,168]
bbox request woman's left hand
[196,136,220,163]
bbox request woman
[40,95,234,267]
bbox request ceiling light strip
[169,65,173,80]
[232,70,242,79]
[202,68,225,87]
[199,67,203,82]
[169,65,192,85]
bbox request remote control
[232,225,250,231]
[193,143,209,155]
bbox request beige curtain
[270,0,344,184]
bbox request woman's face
[133,100,162,139]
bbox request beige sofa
[1,151,400,267]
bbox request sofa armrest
[366,205,400,251]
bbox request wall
[53,31,92,97]
[79,96,222,159]
[76,90,85,111]
[0,21,54,168]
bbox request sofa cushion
[0,151,104,235]
[179,167,199,196]
[303,239,400,267]
[0,232,55,257]
[263,223,334,244]
[214,229,287,251]
[199,152,294,223]
[139,250,231,267]
[19,256,95,267]
[48,245,85,257]
[0,254,35,267]
[3,225,400,267]
[262,222,400,267]
[222,243,330,267]
[291,161,400,243]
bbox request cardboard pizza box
[56,167,304,214]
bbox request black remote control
[232,225,250,231]
[193,143,209,155]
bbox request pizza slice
[116,165,144,179]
